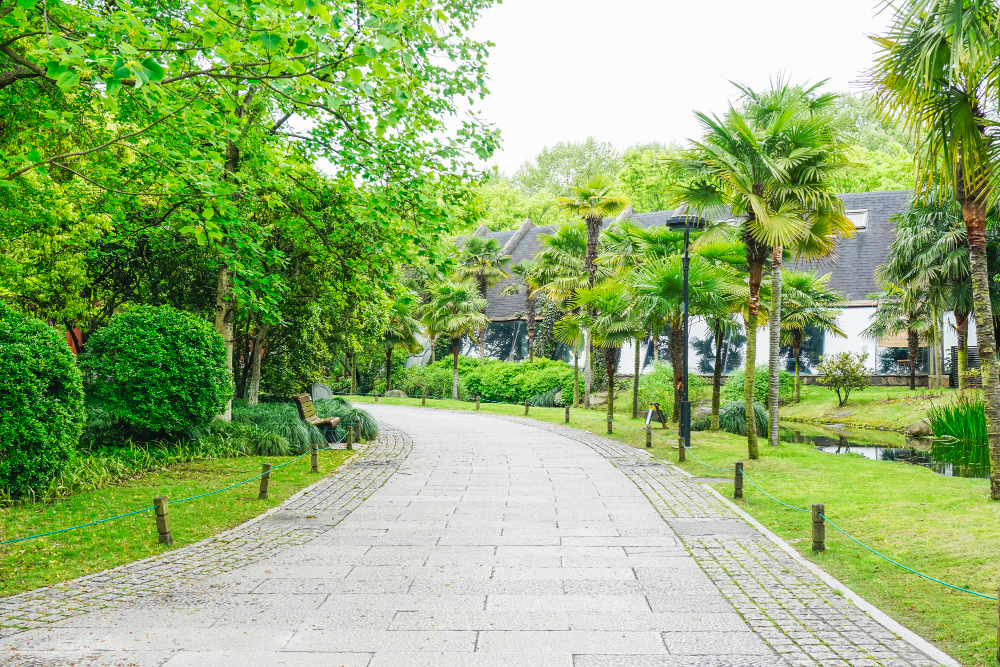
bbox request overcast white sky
[470,0,895,175]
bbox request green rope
[0,506,156,546]
[739,472,810,513]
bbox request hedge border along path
[0,427,411,638]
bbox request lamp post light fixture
[664,212,709,459]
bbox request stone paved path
[0,406,952,667]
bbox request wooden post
[258,463,272,500]
[374,391,379,402]
[422,391,426,406]
[812,503,826,552]
[310,444,318,473]
[565,405,570,423]
[995,587,999,665]
[734,462,743,499]
[645,425,651,448]
[476,395,480,410]
[606,414,612,434]
[524,398,529,415]
[153,496,173,545]
[346,426,354,451]
[353,422,360,444]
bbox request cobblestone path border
[492,414,953,667]
[0,426,412,640]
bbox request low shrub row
[720,364,794,408]
[397,357,583,405]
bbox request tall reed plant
[927,396,990,477]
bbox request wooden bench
[292,394,341,435]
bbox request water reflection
[778,424,988,479]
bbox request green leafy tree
[870,0,1000,497]
[780,270,846,402]
[474,176,566,231]
[455,236,510,364]
[514,137,622,196]
[616,143,685,213]
[816,352,870,406]
[421,281,488,399]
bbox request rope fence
[0,430,355,547]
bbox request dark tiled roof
[789,190,911,301]
[468,191,909,319]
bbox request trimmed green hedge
[81,305,232,433]
[0,303,86,498]
[721,364,794,408]
[398,358,581,405]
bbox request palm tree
[631,254,736,422]
[421,282,489,399]
[498,259,542,361]
[379,296,422,393]
[553,313,586,408]
[863,281,934,391]
[870,0,1000,497]
[780,270,847,402]
[704,313,742,430]
[564,283,641,423]
[555,175,629,288]
[455,237,510,364]
[667,84,854,457]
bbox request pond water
[778,423,989,479]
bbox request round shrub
[82,305,232,433]
[0,302,85,497]
[721,364,794,408]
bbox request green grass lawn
[781,383,963,431]
[352,393,998,667]
[0,448,354,598]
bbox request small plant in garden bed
[816,352,869,406]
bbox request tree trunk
[962,202,1000,499]
[386,346,393,392]
[793,335,802,403]
[632,336,640,419]
[214,266,236,421]
[605,347,617,423]
[956,311,969,396]
[939,311,947,389]
[768,247,782,447]
[907,328,917,391]
[743,231,766,460]
[711,321,723,431]
[247,321,270,406]
[452,337,461,399]
[526,295,536,362]
[584,331,592,408]
[350,351,357,394]
[668,320,684,423]
[573,346,580,408]
[585,215,601,287]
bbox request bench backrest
[292,394,317,420]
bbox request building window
[846,209,869,230]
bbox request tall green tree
[421,281,488,399]
[514,137,622,196]
[870,0,1000,497]
[379,296,421,393]
[780,270,847,402]
[455,236,510,364]
[498,259,542,361]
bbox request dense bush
[81,305,232,433]
[0,303,86,498]
[232,398,379,452]
[720,364,794,408]
[464,358,581,405]
[816,352,869,406]
[397,357,476,399]
[718,400,768,436]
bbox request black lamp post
[665,213,707,457]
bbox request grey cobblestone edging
[493,414,954,667]
[0,427,413,640]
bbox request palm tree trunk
[526,295,536,362]
[962,202,1000,499]
[907,328,917,391]
[793,336,801,403]
[350,351,357,394]
[573,346,580,407]
[711,321,723,431]
[956,311,969,396]
[386,346,393,392]
[632,336,640,419]
[768,247,782,447]
[452,337,461,400]
[669,320,684,423]
[585,215,601,287]
[743,230,766,459]
[605,347,616,423]
[584,331,592,408]
[939,311,946,390]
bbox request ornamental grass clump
[928,397,989,476]
[81,305,232,434]
[0,303,86,499]
[718,400,768,437]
